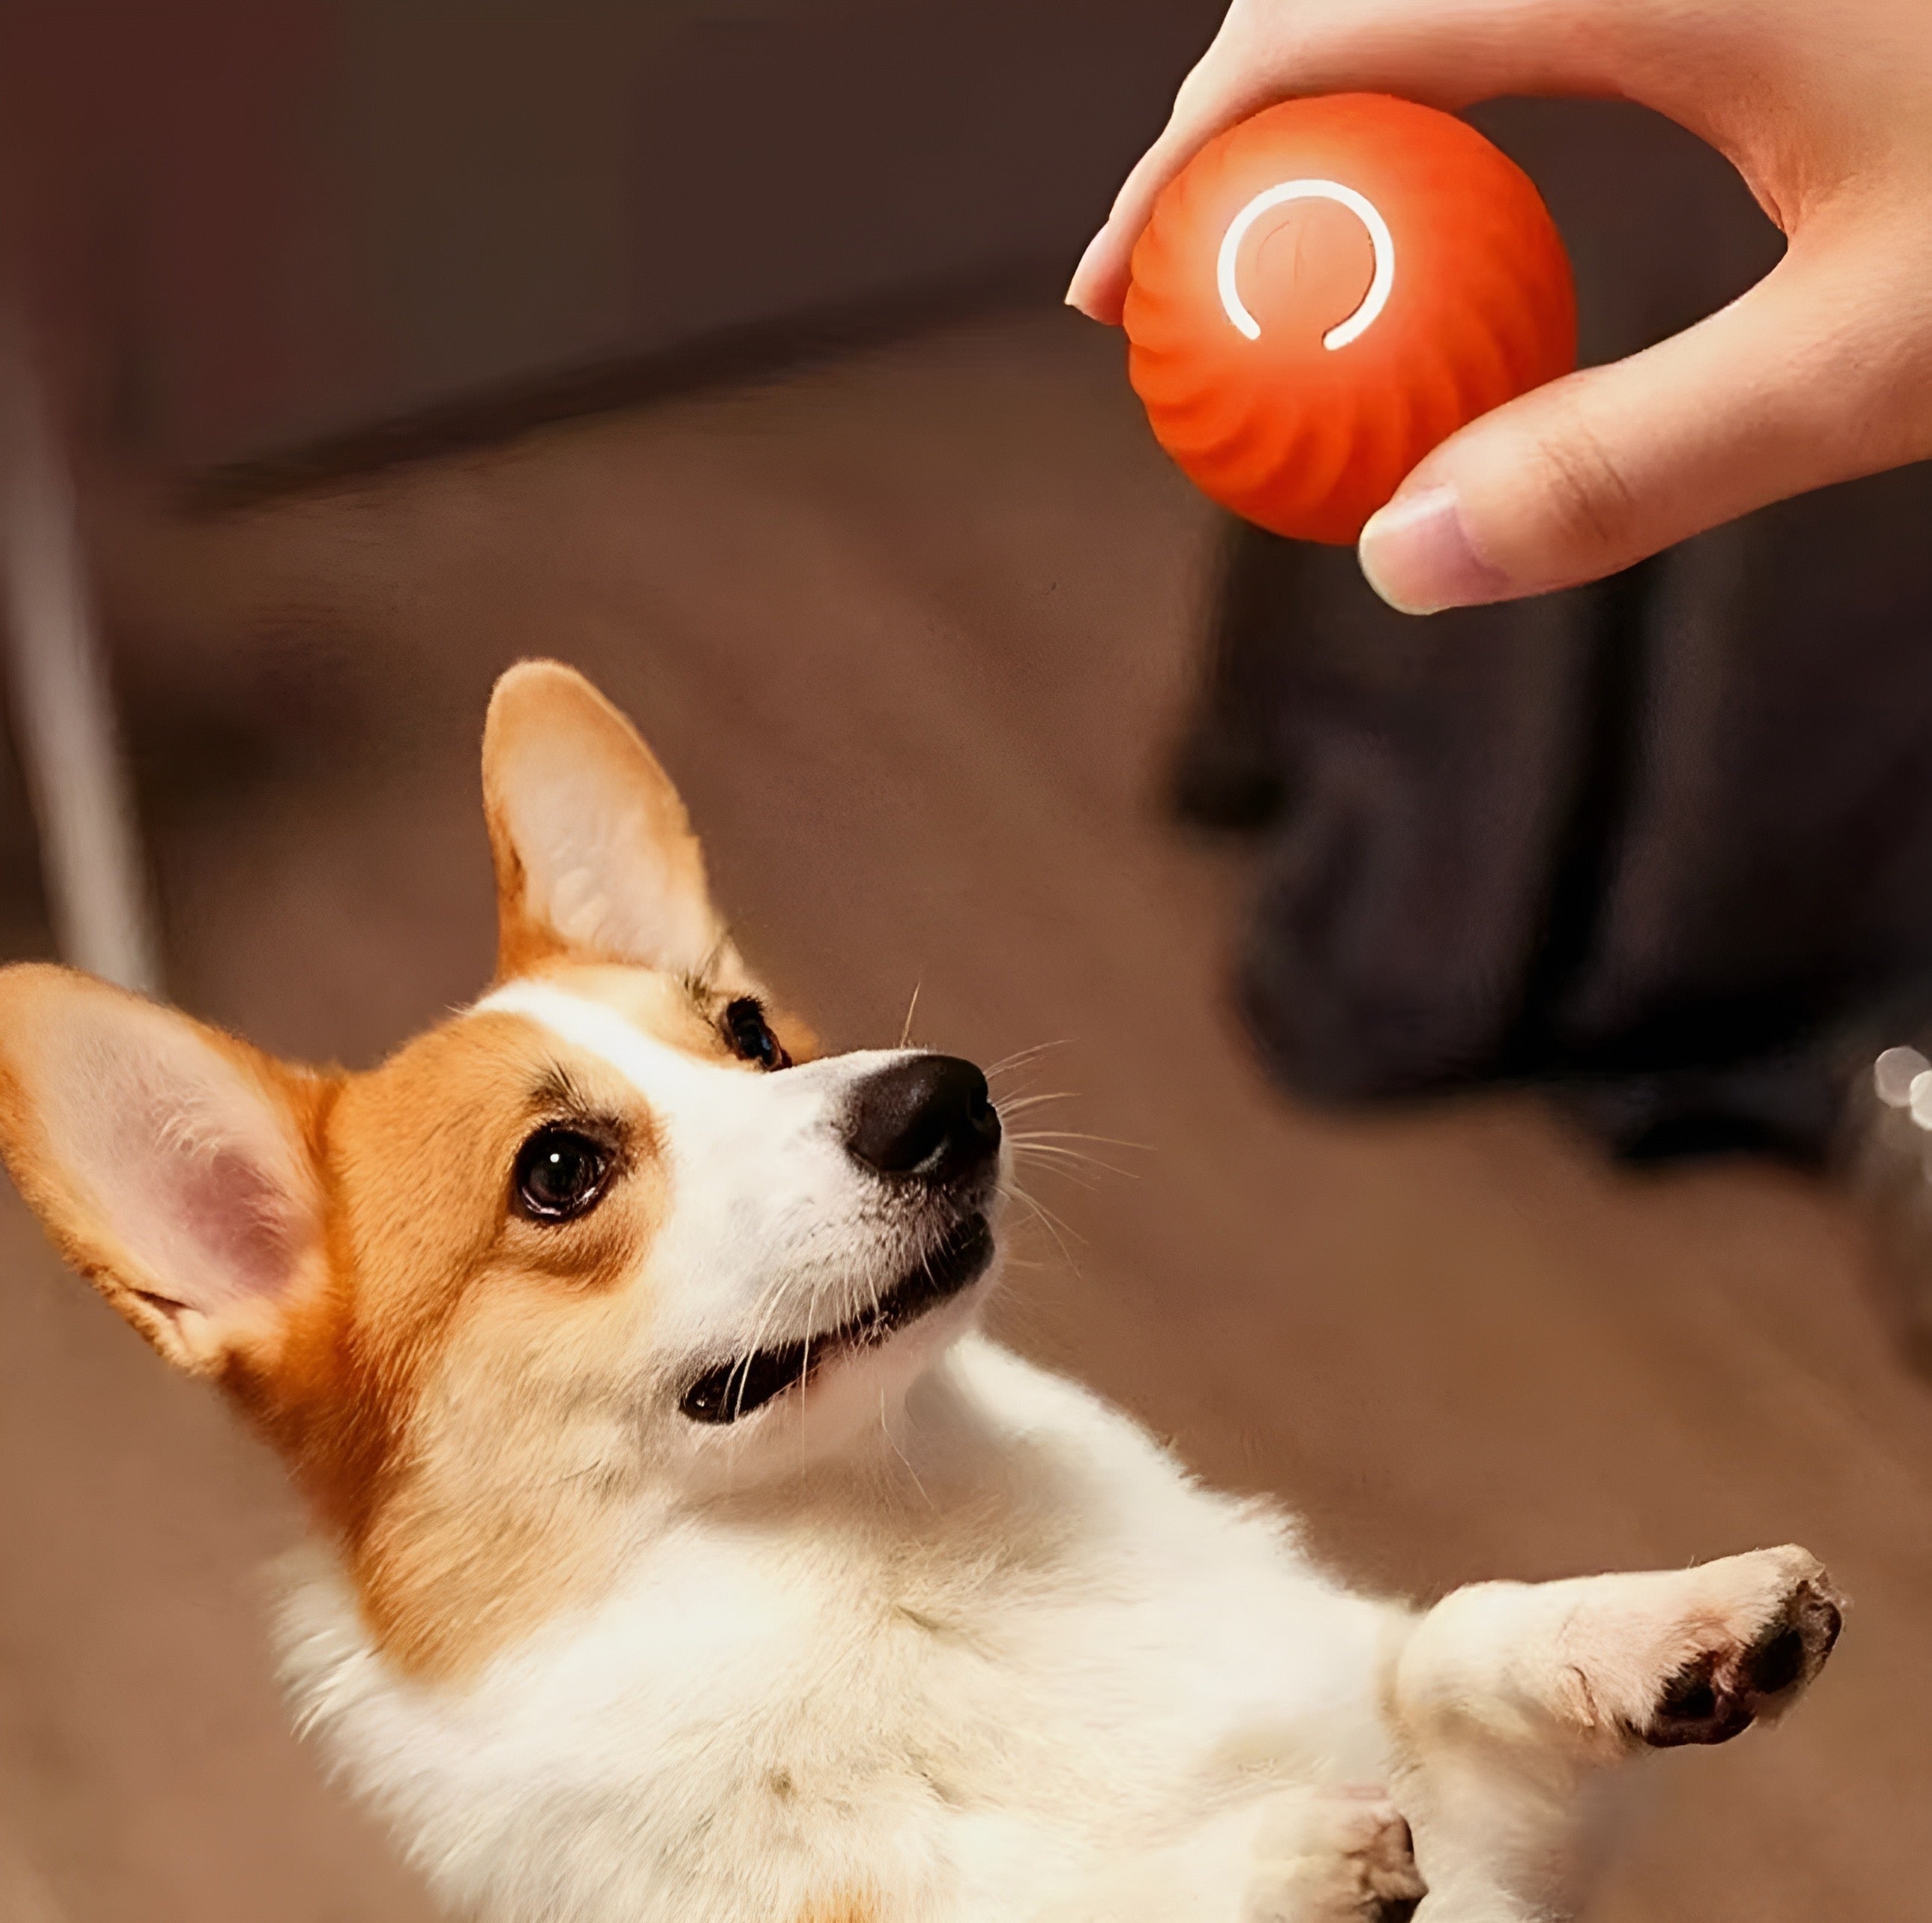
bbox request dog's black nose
[843,1054,1001,1180]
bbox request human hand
[1067,0,1932,613]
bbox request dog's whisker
[1009,1148,1136,1187]
[794,1272,827,1436]
[898,982,923,1051]
[879,1388,932,1507]
[1008,1134,1132,1168]
[1007,1128,1148,1153]
[985,1040,1069,1081]
[1016,1185,1085,1249]
[1001,1179,1086,1275]
[732,1264,803,1423]
[1011,1160,1106,1190]
[994,1091,1076,1118]
[1016,1197,1083,1277]
[1009,1140,1108,1167]
[1010,1161,1105,1194]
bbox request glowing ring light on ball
[1216,180,1397,349]
[1125,94,1578,545]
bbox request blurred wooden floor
[2,310,1929,1921]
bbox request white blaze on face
[1216,178,1396,350]
[475,979,923,1361]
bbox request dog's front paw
[1638,1546,1845,1749]
[1242,1787,1426,1923]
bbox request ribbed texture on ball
[1125,95,1576,544]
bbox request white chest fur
[278,1340,1395,1923]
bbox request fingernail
[1358,485,1508,615]
[1064,228,1111,313]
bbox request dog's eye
[722,997,789,1071]
[513,1126,612,1222]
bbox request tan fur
[0,954,815,1680]
[0,665,821,1680]
[276,966,813,1677]
[291,1002,663,1671]
[796,1898,881,1923]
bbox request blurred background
[4,4,1931,1920]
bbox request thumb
[1356,228,1928,612]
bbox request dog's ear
[483,661,724,978]
[0,965,332,1373]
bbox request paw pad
[1644,1575,1844,1749]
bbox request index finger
[1066,29,1276,323]
[1064,0,1638,324]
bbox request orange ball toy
[1124,94,1577,544]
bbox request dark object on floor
[1175,101,1932,1167]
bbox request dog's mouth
[679,1214,994,1426]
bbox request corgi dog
[0,663,1841,1923]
